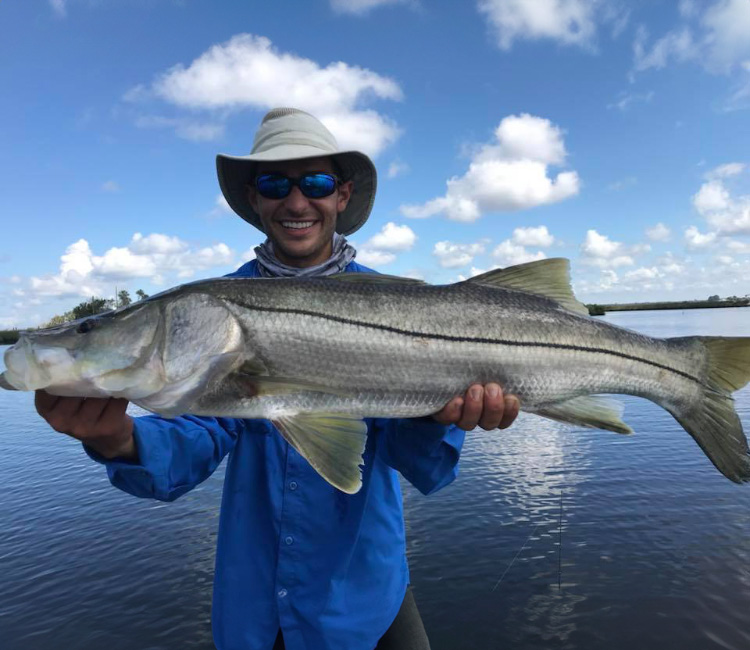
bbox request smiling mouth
[280,221,316,230]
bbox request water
[1,308,749,649]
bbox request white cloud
[433,240,488,268]
[134,115,225,142]
[26,233,237,298]
[387,160,410,179]
[101,180,120,193]
[50,0,66,17]
[477,0,608,50]
[723,61,750,111]
[492,240,546,266]
[633,25,696,72]
[330,0,410,14]
[511,225,554,247]
[365,222,417,252]
[132,34,402,156]
[708,162,746,178]
[607,90,654,111]
[580,229,634,268]
[633,0,750,76]
[685,225,717,249]
[693,180,730,214]
[356,249,396,266]
[692,173,750,235]
[400,114,579,221]
[646,222,671,242]
[209,193,233,219]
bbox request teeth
[281,221,314,230]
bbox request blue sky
[2,0,750,327]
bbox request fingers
[456,384,484,431]
[434,383,521,432]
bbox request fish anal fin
[466,258,589,316]
[274,413,367,494]
[533,396,633,434]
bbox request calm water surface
[1,308,749,649]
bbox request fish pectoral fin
[465,258,589,316]
[273,413,368,494]
[0,373,19,391]
[237,360,350,397]
[325,272,426,285]
[532,396,633,434]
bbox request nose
[283,185,311,214]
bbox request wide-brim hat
[216,107,377,236]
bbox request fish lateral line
[226,300,704,387]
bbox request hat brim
[216,148,376,236]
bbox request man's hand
[34,390,137,461]
[432,383,519,431]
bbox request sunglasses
[254,172,341,200]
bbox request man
[35,108,519,649]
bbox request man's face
[248,157,353,268]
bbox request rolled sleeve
[375,417,466,496]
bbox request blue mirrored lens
[299,173,336,198]
[256,175,291,199]
[255,173,337,199]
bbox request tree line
[0,289,150,345]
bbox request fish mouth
[0,372,18,391]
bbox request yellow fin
[466,258,589,316]
[274,413,367,494]
[533,396,632,434]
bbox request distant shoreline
[586,299,750,315]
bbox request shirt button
[285,536,294,545]
[289,481,298,490]
[278,589,287,598]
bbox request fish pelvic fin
[532,396,633,434]
[464,258,589,316]
[273,413,368,494]
[668,336,750,483]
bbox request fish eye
[76,320,95,334]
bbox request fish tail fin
[668,336,750,483]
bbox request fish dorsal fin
[326,273,426,285]
[466,258,588,316]
[274,413,368,494]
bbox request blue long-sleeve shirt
[89,259,465,650]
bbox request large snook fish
[2,258,750,493]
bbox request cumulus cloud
[433,240,489,268]
[684,225,717,249]
[477,0,617,50]
[492,240,546,266]
[646,222,671,241]
[129,34,402,156]
[356,222,416,267]
[330,0,410,14]
[511,225,554,247]
[580,229,634,268]
[707,162,746,178]
[400,114,579,222]
[365,222,417,251]
[27,233,237,298]
[692,169,750,235]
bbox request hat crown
[252,108,338,156]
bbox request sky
[1,0,750,327]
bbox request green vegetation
[0,329,20,345]
[586,296,749,315]
[42,289,151,328]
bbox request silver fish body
[3,259,750,492]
